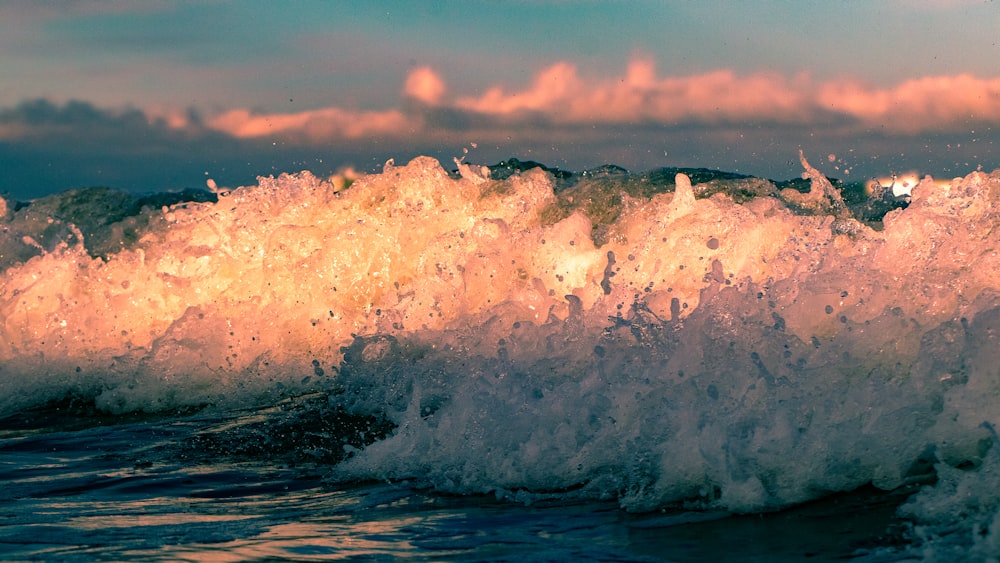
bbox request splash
[1,153,998,518]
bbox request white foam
[1,156,998,521]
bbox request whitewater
[1,151,998,560]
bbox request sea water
[0,152,998,560]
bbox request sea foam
[1,155,998,529]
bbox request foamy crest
[1,155,998,519]
[0,157,559,412]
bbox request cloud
[455,58,819,126]
[0,98,367,199]
[0,98,189,143]
[207,107,415,142]
[452,57,1000,133]
[818,74,1000,133]
[457,61,584,116]
[404,66,447,106]
[2,57,999,199]
[149,57,1000,145]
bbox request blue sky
[1,1,998,198]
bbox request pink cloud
[457,61,583,115]
[207,107,414,141]
[456,58,815,124]
[453,57,1000,133]
[189,57,1000,144]
[404,66,447,106]
[819,74,1000,132]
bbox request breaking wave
[1,151,999,554]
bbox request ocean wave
[1,152,998,549]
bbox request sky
[0,0,998,199]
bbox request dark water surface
[0,403,914,562]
